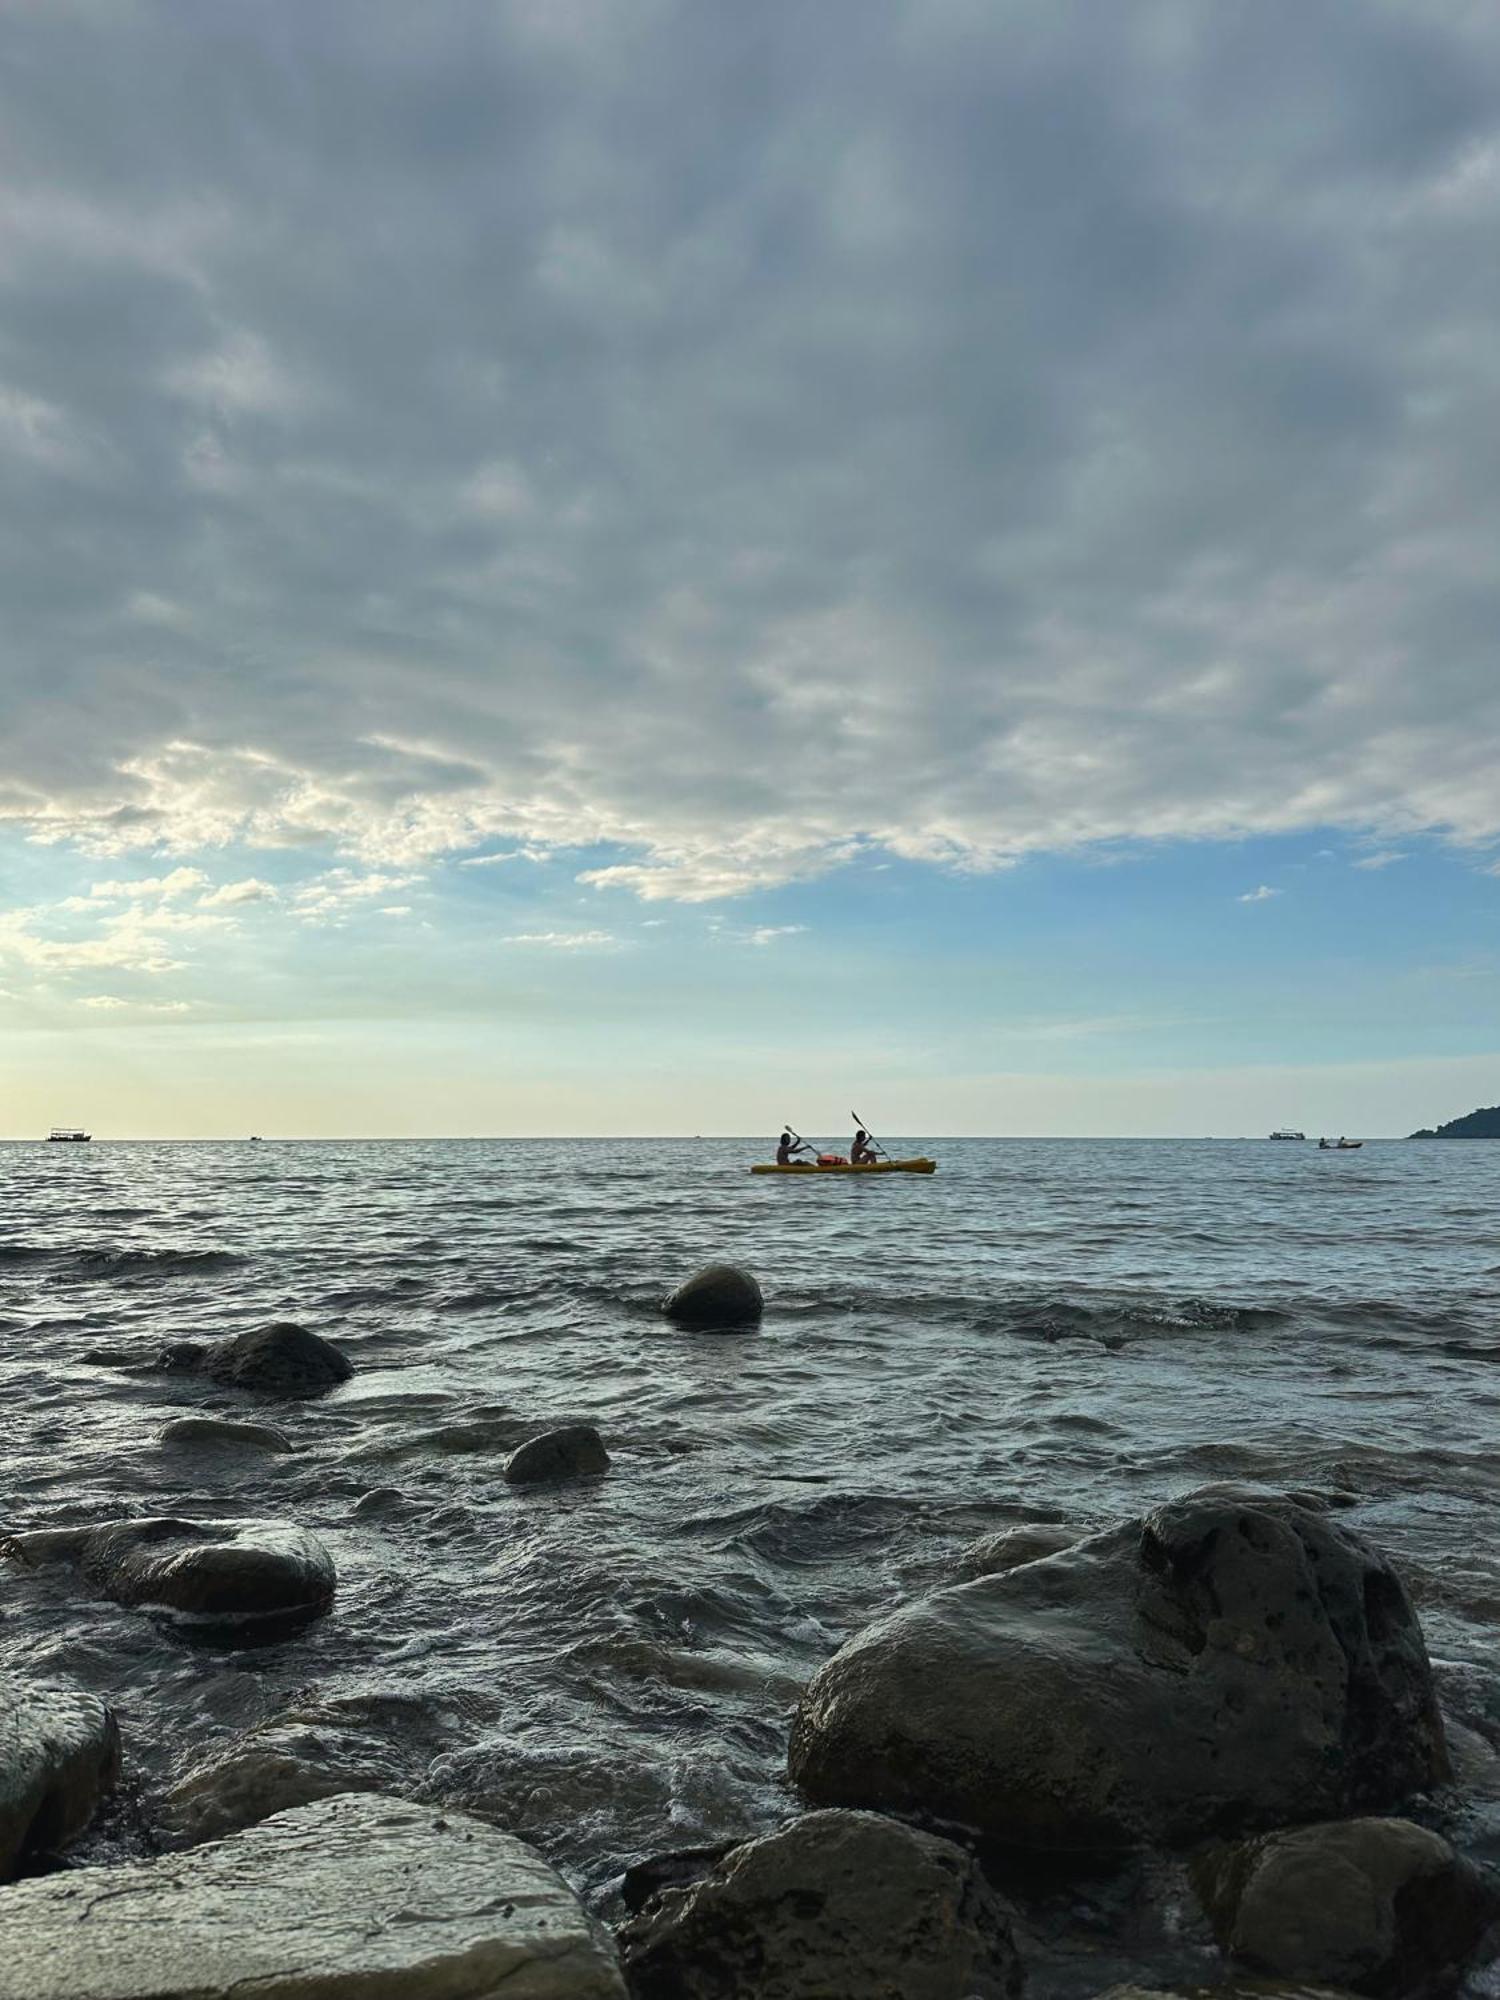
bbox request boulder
[955,1522,1081,1579]
[1097,1986,1356,1998]
[0,1792,627,1999]
[661,1264,763,1329]
[618,1808,1023,1999]
[9,1518,335,1642]
[790,1487,1448,1850]
[505,1424,610,1485]
[0,1679,119,1878]
[156,1416,294,1453]
[1194,1817,1497,1996]
[200,1322,352,1396]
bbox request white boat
[47,1127,91,1143]
[1269,1128,1305,1141]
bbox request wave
[67,1246,246,1280]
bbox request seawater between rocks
[4,1136,1499,1989]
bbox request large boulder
[790,1487,1448,1850]
[0,1792,627,1999]
[955,1522,1082,1579]
[618,1808,1024,1999]
[505,1424,610,1485]
[200,1322,353,1396]
[8,1518,335,1643]
[661,1264,763,1329]
[1194,1817,1497,1996]
[0,1679,119,1878]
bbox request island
[1408,1104,1500,1138]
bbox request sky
[1,0,1498,1138]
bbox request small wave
[68,1246,245,1280]
[0,1244,52,1264]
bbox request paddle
[850,1111,891,1162]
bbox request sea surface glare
[3,1137,1499,1981]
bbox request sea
[3,1136,1499,1990]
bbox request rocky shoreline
[3,1263,1497,1997]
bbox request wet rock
[156,1416,294,1453]
[505,1424,610,1485]
[1194,1817,1497,1997]
[9,1517,335,1642]
[661,1263,763,1329]
[956,1522,1081,1579]
[163,1722,411,1845]
[790,1486,1448,1850]
[0,1679,120,1878]
[200,1321,352,1396]
[619,1808,1024,1999]
[621,1841,737,1916]
[1097,1985,1355,1998]
[0,1792,628,1999]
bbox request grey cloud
[1,0,1498,894]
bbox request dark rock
[1194,1817,1497,1996]
[1097,1985,1355,1999]
[200,1322,352,1397]
[156,1417,294,1453]
[790,1486,1448,1850]
[621,1841,738,1916]
[618,1808,1024,1999]
[9,1518,335,1643]
[955,1522,1081,1579]
[661,1263,763,1329]
[0,1793,628,1997]
[0,1678,120,1878]
[504,1424,610,1485]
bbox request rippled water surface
[4,1136,1499,1979]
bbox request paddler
[776,1130,810,1165]
[850,1128,877,1165]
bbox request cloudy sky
[2,0,1498,1136]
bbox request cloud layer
[3,1,1499,899]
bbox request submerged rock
[164,1724,410,1846]
[0,1792,627,1999]
[661,1263,763,1329]
[955,1522,1081,1579]
[156,1416,294,1453]
[790,1486,1448,1850]
[505,1424,610,1485]
[200,1322,353,1396]
[8,1518,335,1642]
[619,1808,1024,2000]
[1194,1817,1497,1996]
[0,1678,120,1879]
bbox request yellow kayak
[750,1158,937,1175]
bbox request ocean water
[3,1136,1499,1987]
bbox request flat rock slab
[0,1678,119,1878]
[0,1792,628,2000]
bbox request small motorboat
[751,1158,937,1175]
[1318,1138,1363,1150]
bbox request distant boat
[1269,1128,1306,1141]
[47,1127,91,1143]
[1319,1138,1363,1150]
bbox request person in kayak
[850,1128,877,1165]
[776,1131,810,1165]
